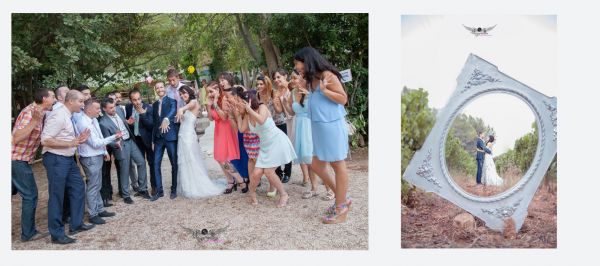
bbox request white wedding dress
[177,110,226,198]
[482,143,504,186]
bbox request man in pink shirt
[41,90,94,244]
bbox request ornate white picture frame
[402,54,557,232]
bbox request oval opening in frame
[443,93,539,198]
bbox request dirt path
[401,182,556,248]
[11,122,368,250]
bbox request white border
[3,0,600,266]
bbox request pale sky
[402,15,556,155]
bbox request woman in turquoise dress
[294,46,351,224]
[282,70,334,200]
[236,91,296,207]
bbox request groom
[150,81,179,201]
[475,131,492,185]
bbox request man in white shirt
[74,98,122,225]
[166,68,184,108]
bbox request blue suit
[126,103,155,190]
[475,137,492,184]
[152,97,179,196]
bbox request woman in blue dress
[293,46,351,224]
[236,91,296,208]
[282,70,334,200]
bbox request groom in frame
[150,81,179,201]
[475,131,492,185]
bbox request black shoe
[133,191,142,197]
[51,235,76,244]
[140,191,151,200]
[170,192,177,199]
[124,197,134,204]
[69,223,95,235]
[150,193,163,202]
[281,175,291,184]
[98,210,116,217]
[224,182,237,194]
[103,199,113,207]
[89,215,106,225]
[21,231,49,242]
[239,180,249,193]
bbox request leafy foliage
[401,87,436,197]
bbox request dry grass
[401,181,557,248]
[449,170,522,197]
[11,123,368,250]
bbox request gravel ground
[11,121,368,250]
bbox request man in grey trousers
[99,97,150,204]
[73,98,120,224]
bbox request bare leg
[330,160,349,207]
[264,167,288,207]
[219,162,234,187]
[300,163,310,184]
[310,156,336,192]
[223,161,246,189]
[249,167,263,204]
[307,164,318,192]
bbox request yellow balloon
[187,65,196,74]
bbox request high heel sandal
[224,181,237,194]
[239,179,249,193]
[325,197,353,215]
[322,202,349,224]
[277,194,289,208]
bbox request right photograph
[401,15,557,248]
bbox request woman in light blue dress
[236,91,296,207]
[294,46,351,224]
[282,70,334,200]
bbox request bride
[175,85,226,198]
[482,135,504,186]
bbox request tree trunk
[234,14,262,66]
[260,32,281,78]
[240,66,250,89]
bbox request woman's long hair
[293,46,343,90]
[178,85,196,104]
[256,75,273,101]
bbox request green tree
[11,13,178,115]
[401,87,436,198]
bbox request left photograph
[10,13,368,249]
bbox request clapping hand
[74,128,91,146]
[244,99,253,112]
[115,130,124,139]
[127,116,135,125]
[297,87,309,95]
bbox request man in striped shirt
[11,88,55,242]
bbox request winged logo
[463,24,496,36]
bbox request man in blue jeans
[41,90,95,244]
[11,88,55,242]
